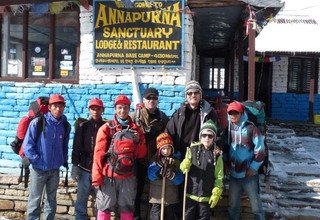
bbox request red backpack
[105,122,139,176]
[11,97,49,158]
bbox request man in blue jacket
[24,94,71,220]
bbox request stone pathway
[260,126,320,219]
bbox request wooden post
[238,27,244,101]
[248,18,256,101]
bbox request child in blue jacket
[148,132,183,220]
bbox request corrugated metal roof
[256,0,320,54]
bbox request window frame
[287,57,319,94]
[0,8,80,83]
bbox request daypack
[74,117,89,132]
[105,122,139,176]
[243,100,266,135]
[11,96,49,158]
[242,100,270,176]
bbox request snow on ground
[262,126,320,219]
[298,136,320,165]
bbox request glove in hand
[157,157,175,168]
[22,157,30,167]
[180,148,192,174]
[71,165,80,182]
[165,168,175,180]
[208,187,223,208]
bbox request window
[288,57,319,93]
[200,57,225,90]
[0,8,79,83]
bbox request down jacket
[92,115,147,187]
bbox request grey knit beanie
[185,80,202,99]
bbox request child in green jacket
[180,119,224,220]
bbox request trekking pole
[182,170,188,220]
[160,163,167,220]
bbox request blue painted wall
[272,93,320,121]
[0,82,185,173]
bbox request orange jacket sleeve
[92,123,110,187]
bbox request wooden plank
[188,0,243,8]
[0,0,67,6]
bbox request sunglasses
[186,91,200,96]
[146,96,158,101]
[228,111,240,115]
[201,133,214,139]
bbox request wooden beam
[0,0,67,6]
[238,26,244,101]
[188,0,243,8]
[248,19,255,101]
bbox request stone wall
[0,175,93,220]
[0,174,261,220]
[271,57,320,121]
[0,82,184,173]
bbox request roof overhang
[189,0,283,55]
[256,0,320,55]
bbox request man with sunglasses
[166,80,218,158]
[131,87,169,220]
[223,101,265,220]
[165,80,218,218]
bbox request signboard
[93,0,184,67]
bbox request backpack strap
[35,116,45,142]
[245,121,255,151]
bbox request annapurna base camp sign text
[93,0,184,67]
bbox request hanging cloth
[31,3,49,15]
[49,2,68,14]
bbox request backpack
[74,117,88,132]
[242,100,270,176]
[10,96,49,158]
[243,101,266,135]
[105,122,139,176]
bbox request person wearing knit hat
[148,132,183,220]
[131,88,169,220]
[185,80,202,100]
[199,119,218,140]
[92,94,147,220]
[166,80,218,158]
[166,80,219,218]
[222,101,266,219]
[71,97,105,219]
[180,119,224,220]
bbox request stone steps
[261,126,320,219]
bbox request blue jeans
[27,168,60,220]
[75,169,94,220]
[228,175,264,220]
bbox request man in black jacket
[71,97,105,220]
[165,80,219,218]
[131,87,169,220]
[166,80,219,157]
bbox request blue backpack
[243,101,270,175]
[243,101,266,135]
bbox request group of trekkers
[21,80,266,220]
